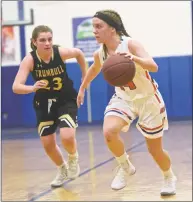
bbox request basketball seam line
[102,62,135,71]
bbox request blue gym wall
[1,1,192,128]
[1,55,192,128]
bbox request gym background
[2,1,192,128]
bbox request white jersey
[98,36,159,101]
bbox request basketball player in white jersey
[77,10,177,196]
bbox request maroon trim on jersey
[138,122,164,133]
[145,70,157,91]
[155,93,161,103]
[105,108,132,120]
[160,106,166,114]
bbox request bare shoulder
[127,38,143,48]
[58,46,68,52]
[92,50,101,69]
[58,46,81,61]
[58,46,81,54]
[23,53,34,61]
[20,53,34,71]
[93,50,100,63]
[127,38,149,56]
[93,50,100,59]
[58,46,68,55]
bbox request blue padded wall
[1,55,192,128]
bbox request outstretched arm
[77,51,101,107]
[59,47,87,80]
[79,51,101,90]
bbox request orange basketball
[101,54,136,87]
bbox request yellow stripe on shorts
[59,114,76,128]
[38,121,54,136]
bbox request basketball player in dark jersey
[12,25,87,187]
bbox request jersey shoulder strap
[53,45,64,63]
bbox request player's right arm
[77,51,101,107]
[81,51,101,89]
[12,54,46,94]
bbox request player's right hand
[32,80,47,92]
[77,87,85,108]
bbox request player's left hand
[77,87,85,108]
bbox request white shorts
[104,91,168,139]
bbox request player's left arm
[128,39,158,72]
[59,47,87,79]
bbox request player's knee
[62,135,75,145]
[146,135,164,157]
[148,147,161,157]
[42,140,56,153]
[147,143,163,157]
[60,128,76,144]
[103,126,120,142]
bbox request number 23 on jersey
[41,77,62,91]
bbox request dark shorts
[33,93,78,136]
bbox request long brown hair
[30,25,53,50]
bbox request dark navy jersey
[30,46,77,100]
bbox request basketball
[101,54,136,87]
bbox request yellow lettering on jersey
[42,70,46,77]
[53,77,62,90]
[59,65,64,73]
[35,70,39,77]
[38,77,62,91]
[41,79,51,90]
[57,67,61,74]
[50,69,54,76]
[46,69,51,76]
[38,71,42,78]
[34,66,64,78]
[54,68,58,75]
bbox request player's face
[34,32,53,53]
[92,17,114,43]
